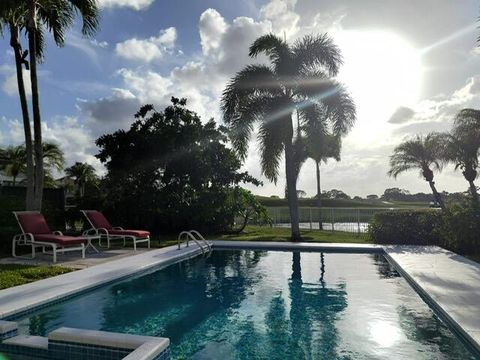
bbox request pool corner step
[2,334,49,349]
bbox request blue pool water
[15,250,476,359]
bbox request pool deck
[0,241,479,355]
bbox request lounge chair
[81,210,150,251]
[13,211,86,263]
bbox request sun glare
[336,31,423,143]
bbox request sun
[335,30,423,143]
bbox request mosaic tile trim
[0,328,18,340]
[0,343,50,359]
[152,347,170,360]
[49,340,131,360]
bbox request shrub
[440,201,480,255]
[369,209,443,245]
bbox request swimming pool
[13,250,476,359]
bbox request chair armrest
[95,228,109,235]
[13,233,34,243]
[82,228,101,237]
[112,227,124,230]
[53,231,64,235]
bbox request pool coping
[0,240,479,357]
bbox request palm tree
[0,142,64,186]
[306,131,341,229]
[1,0,100,209]
[388,133,446,209]
[65,162,97,197]
[1,145,26,186]
[26,0,99,209]
[440,109,480,202]
[222,34,356,241]
[0,1,35,208]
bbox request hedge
[368,209,443,246]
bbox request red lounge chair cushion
[85,211,112,230]
[108,229,150,238]
[34,234,86,246]
[17,213,51,234]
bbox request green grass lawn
[214,226,371,243]
[0,264,73,290]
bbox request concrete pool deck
[0,241,479,355]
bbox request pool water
[15,250,476,359]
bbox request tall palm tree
[0,1,35,208]
[222,34,356,241]
[440,109,480,202]
[388,133,446,209]
[1,0,100,209]
[306,131,341,229]
[26,0,99,209]
[65,162,97,197]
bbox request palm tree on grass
[388,133,446,209]
[441,109,480,202]
[222,34,355,241]
[0,0,100,209]
[65,162,98,197]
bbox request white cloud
[115,27,177,62]
[97,0,154,11]
[2,69,31,97]
[260,0,300,39]
[199,9,228,57]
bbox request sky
[1,0,480,197]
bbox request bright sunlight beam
[336,30,423,144]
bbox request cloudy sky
[1,0,479,197]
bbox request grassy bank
[0,264,73,290]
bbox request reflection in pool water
[15,250,476,359]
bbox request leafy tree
[65,162,98,197]
[388,133,446,209]
[440,109,480,202]
[222,33,355,241]
[0,0,99,210]
[366,194,378,200]
[96,98,264,233]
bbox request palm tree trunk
[315,160,323,230]
[468,180,478,203]
[10,24,35,210]
[28,0,44,211]
[285,138,301,241]
[428,181,445,210]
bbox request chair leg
[12,239,16,258]
[107,236,110,249]
[32,245,35,259]
[81,243,85,259]
[148,237,150,249]
[133,239,137,252]
[52,245,57,263]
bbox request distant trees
[388,134,445,209]
[323,189,350,200]
[366,194,378,200]
[222,33,355,240]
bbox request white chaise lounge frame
[81,210,150,251]
[12,211,85,263]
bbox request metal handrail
[177,230,211,254]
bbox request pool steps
[177,230,212,254]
